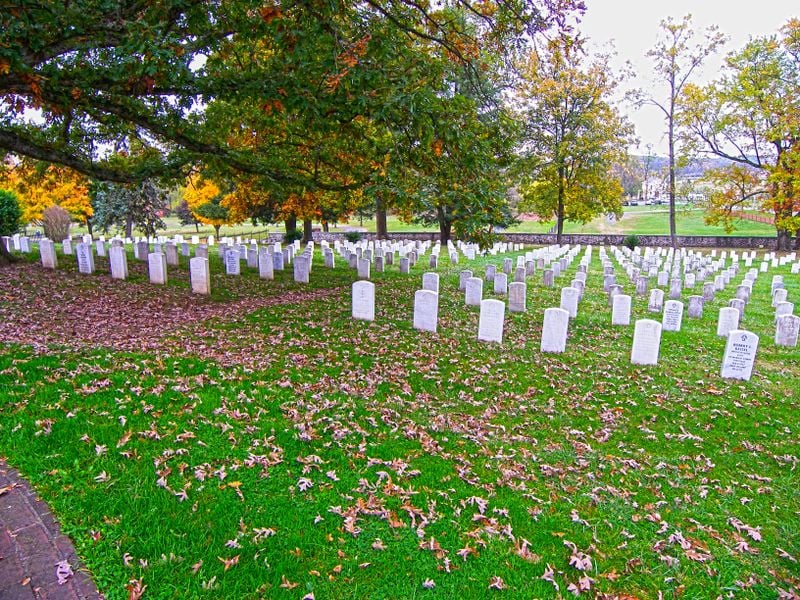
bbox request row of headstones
[351,279,509,343]
[600,248,798,349]
[349,246,796,381]
[350,247,595,344]
[338,239,534,280]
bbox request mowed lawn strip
[0,246,798,599]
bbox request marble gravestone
[465,277,483,307]
[477,299,505,343]
[717,307,740,337]
[630,319,662,366]
[687,295,704,319]
[611,294,632,326]
[422,272,440,293]
[560,287,579,318]
[413,290,439,333]
[39,239,57,269]
[357,258,371,280]
[225,249,241,275]
[75,242,95,274]
[109,245,128,280]
[352,281,375,321]
[775,314,799,347]
[661,300,684,332]
[648,289,664,313]
[508,282,526,313]
[258,248,274,280]
[459,270,473,291]
[720,330,759,380]
[293,255,310,283]
[540,308,569,353]
[148,252,168,285]
[190,257,211,295]
[493,272,508,295]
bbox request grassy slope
[0,246,798,599]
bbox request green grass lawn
[1,244,798,598]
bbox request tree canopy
[680,19,800,249]
[0,1,580,188]
[515,35,632,242]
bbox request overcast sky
[576,1,796,155]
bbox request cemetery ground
[0,246,799,599]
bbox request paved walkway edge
[0,459,103,599]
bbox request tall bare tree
[638,15,726,247]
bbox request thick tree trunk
[302,219,313,243]
[86,218,93,239]
[776,229,792,251]
[436,206,451,244]
[125,214,133,239]
[322,221,329,233]
[375,196,388,239]
[284,215,297,234]
[214,224,221,238]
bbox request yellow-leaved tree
[0,160,92,231]
[182,174,239,237]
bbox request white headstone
[508,282,526,313]
[459,270,472,291]
[109,245,128,280]
[413,290,439,333]
[612,294,632,326]
[648,289,664,313]
[560,287,579,318]
[717,307,740,337]
[62,239,73,255]
[720,330,759,380]
[148,252,167,285]
[225,249,241,275]
[541,308,569,353]
[258,249,274,279]
[493,272,508,295]
[465,277,483,306]
[422,272,439,293]
[687,295,704,319]
[352,281,375,321]
[775,315,799,347]
[630,319,662,365]
[661,300,684,332]
[357,258,371,279]
[477,299,505,343]
[294,255,310,283]
[775,301,794,321]
[190,257,211,295]
[75,242,95,274]
[39,239,57,269]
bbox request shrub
[344,231,363,243]
[0,189,22,237]
[41,205,72,241]
[622,234,640,250]
[283,229,303,244]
